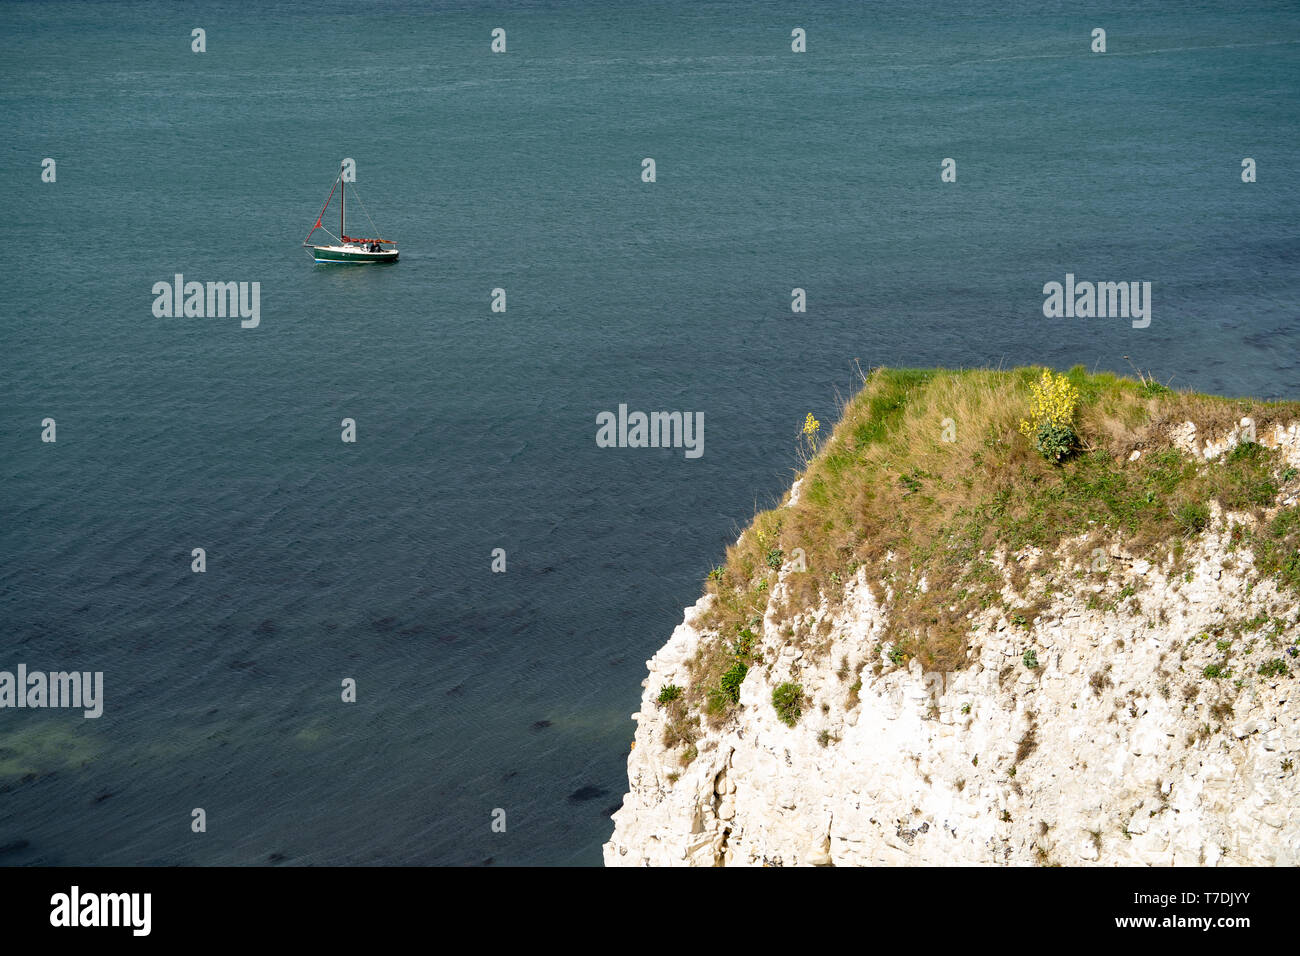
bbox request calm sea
[2,0,1297,864]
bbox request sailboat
[303,162,399,263]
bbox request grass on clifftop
[685,366,1300,728]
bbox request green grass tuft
[772,682,804,727]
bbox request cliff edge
[605,367,1300,866]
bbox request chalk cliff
[604,369,1300,866]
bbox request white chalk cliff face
[604,423,1300,866]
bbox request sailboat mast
[340,167,345,239]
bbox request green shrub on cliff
[772,682,803,727]
[719,662,748,704]
[656,684,682,705]
[1258,658,1290,678]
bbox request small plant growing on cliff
[656,684,683,705]
[1018,369,1079,462]
[733,627,758,660]
[898,469,927,497]
[663,711,699,749]
[1258,658,1290,678]
[1015,718,1039,764]
[772,682,803,726]
[802,412,821,450]
[719,662,748,704]
[1220,442,1280,512]
[1202,663,1230,679]
[765,547,784,569]
[1253,508,1300,594]
[1175,502,1210,536]
[1022,649,1039,669]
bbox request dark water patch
[531,720,552,731]
[227,659,270,677]
[568,785,608,802]
[0,839,31,857]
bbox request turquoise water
[1,0,1297,864]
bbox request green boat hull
[309,245,399,263]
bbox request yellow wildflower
[1019,369,1079,460]
[803,413,821,450]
